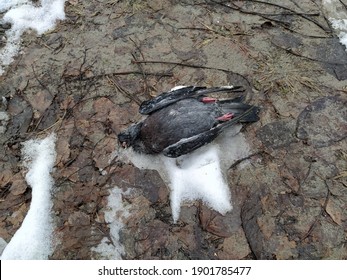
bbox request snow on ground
[0,0,66,75]
[0,111,10,134]
[323,0,347,50]
[92,187,130,260]
[0,133,57,260]
[164,146,232,222]
[0,0,30,11]
[122,125,251,223]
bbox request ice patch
[322,0,347,51]
[92,188,130,260]
[121,125,251,223]
[0,0,66,75]
[0,133,57,260]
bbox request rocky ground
[0,0,346,259]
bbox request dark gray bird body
[118,86,259,157]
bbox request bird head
[117,123,141,149]
[118,132,132,148]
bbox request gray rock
[257,120,297,149]
[296,96,347,147]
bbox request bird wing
[163,106,257,157]
[139,85,244,115]
[139,86,204,115]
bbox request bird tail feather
[219,102,260,122]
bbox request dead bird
[118,86,260,158]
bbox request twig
[209,0,331,36]
[238,0,323,20]
[300,193,328,241]
[271,40,347,66]
[106,75,142,105]
[228,150,272,171]
[129,37,151,97]
[131,58,251,85]
[36,109,67,135]
[31,64,54,97]
[333,170,347,180]
[338,0,347,10]
[107,70,173,77]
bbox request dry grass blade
[333,171,347,180]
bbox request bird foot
[217,112,234,121]
[201,97,217,103]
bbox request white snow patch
[170,85,236,92]
[0,1,30,12]
[323,0,347,51]
[220,85,236,89]
[164,146,232,222]
[120,125,252,223]
[0,0,66,75]
[170,85,190,91]
[330,19,347,49]
[92,188,130,259]
[1,133,57,260]
[0,111,10,133]
[0,111,10,121]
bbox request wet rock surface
[0,0,346,259]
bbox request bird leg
[201,97,217,103]
[217,112,234,121]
